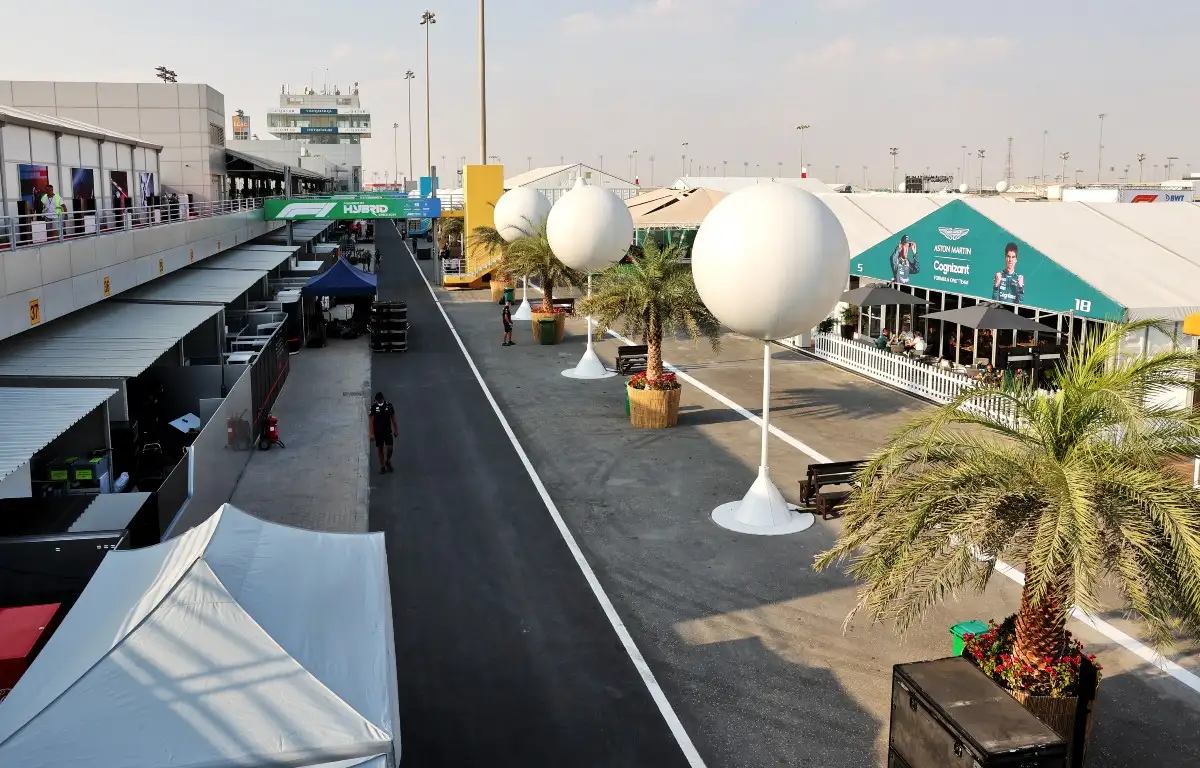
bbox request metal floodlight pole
[1096,113,1106,182]
[421,11,437,187]
[1040,129,1048,182]
[681,142,688,176]
[1059,151,1070,184]
[977,148,986,191]
[404,71,415,182]
[888,147,899,192]
[479,0,487,165]
[1166,156,1179,180]
[1136,153,1146,183]
[795,123,810,174]
[392,122,399,183]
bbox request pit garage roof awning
[0,303,221,379]
[192,246,295,272]
[118,268,269,305]
[225,148,325,181]
[0,387,117,482]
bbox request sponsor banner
[1118,187,1193,203]
[849,200,1121,319]
[265,197,442,220]
[232,114,250,139]
[269,108,370,116]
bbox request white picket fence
[804,332,1019,427]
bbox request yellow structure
[445,164,504,288]
[1184,313,1200,337]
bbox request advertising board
[1118,187,1193,203]
[849,200,1121,319]
[265,197,442,220]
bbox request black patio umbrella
[923,304,1059,333]
[840,285,931,306]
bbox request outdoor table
[225,352,254,364]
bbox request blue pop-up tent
[301,258,378,297]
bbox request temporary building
[0,504,400,768]
[301,257,378,298]
[627,187,727,229]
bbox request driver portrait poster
[848,200,1120,320]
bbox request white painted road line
[527,281,1200,695]
[407,248,708,767]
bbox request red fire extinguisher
[258,414,286,450]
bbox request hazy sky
[3,0,1197,186]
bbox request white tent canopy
[0,504,400,768]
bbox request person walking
[368,391,399,473]
[502,300,514,346]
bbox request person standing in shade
[502,300,514,346]
[368,391,398,474]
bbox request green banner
[264,197,441,220]
[849,200,1121,320]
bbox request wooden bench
[551,297,575,315]
[799,460,866,519]
[616,344,649,374]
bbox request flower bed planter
[530,310,566,344]
[627,373,681,428]
[963,617,1101,767]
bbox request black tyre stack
[371,301,409,353]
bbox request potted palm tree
[839,304,859,339]
[814,319,1200,761]
[469,222,583,343]
[579,236,720,428]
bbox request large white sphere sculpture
[494,187,551,243]
[546,180,634,380]
[692,185,849,341]
[546,183,634,273]
[995,180,1010,194]
[958,183,970,194]
[692,184,851,536]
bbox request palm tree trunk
[1012,582,1068,669]
[647,319,663,384]
[541,274,554,312]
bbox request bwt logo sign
[343,203,391,215]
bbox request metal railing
[806,332,1020,427]
[0,196,268,251]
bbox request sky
[2,0,1197,187]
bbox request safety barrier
[0,196,267,252]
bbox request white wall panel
[79,137,100,166]
[29,128,57,164]
[59,135,81,166]
[2,124,31,161]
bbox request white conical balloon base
[711,467,815,536]
[512,299,532,321]
[562,344,616,379]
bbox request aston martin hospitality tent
[0,504,400,768]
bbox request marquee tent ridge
[0,504,400,768]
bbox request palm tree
[467,222,583,311]
[815,319,1200,677]
[439,216,463,249]
[578,235,720,385]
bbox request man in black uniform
[502,300,514,346]
[368,391,399,473]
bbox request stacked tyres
[371,301,409,353]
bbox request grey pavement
[229,335,371,532]
[440,288,1200,767]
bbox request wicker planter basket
[489,279,512,304]
[530,311,566,344]
[1009,688,1095,766]
[627,383,681,428]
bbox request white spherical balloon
[958,183,970,194]
[546,184,634,272]
[995,180,1010,193]
[692,185,849,341]
[493,187,551,243]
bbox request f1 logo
[1129,194,1158,203]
